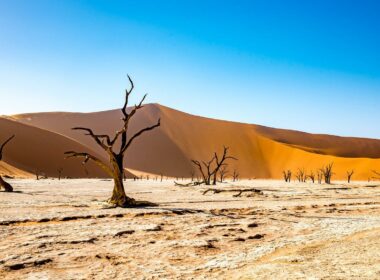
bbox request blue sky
[1,0,379,138]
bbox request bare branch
[121,118,161,154]
[117,93,148,148]
[121,74,134,118]
[72,127,111,148]
[0,135,15,161]
[64,151,113,177]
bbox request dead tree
[212,146,237,185]
[232,169,239,182]
[320,163,334,184]
[295,168,306,183]
[283,170,292,182]
[0,135,15,192]
[57,168,63,180]
[190,146,236,186]
[190,170,195,182]
[65,76,160,207]
[317,170,323,184]
[346,170,354,183]
[219,166,228,182]
[35,169,40,180]
[307,171,315,183]
[191,157,214,185]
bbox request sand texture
[1,179,379,279]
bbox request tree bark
[0,175,13,192]
[108,155,135,207]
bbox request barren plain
[1,179,379,279]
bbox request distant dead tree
[191,157,215,185]
[34,169,41,180]
[317,170,323,184]
[307,171,315,183]
[346,170,354,183]
[295,168,307,183]
[65,76,160,207]
[219,166,228,183]
[0,135,15,192]
[160,173,163,182]
[189,146,236,186]
[320,163,334,184]
[283,170,292,182]
[212,147,237,185]
[190,170,195,182]
[57,168,63,180]
[232,169,239,182]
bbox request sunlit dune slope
[0,161,32,178]
[0,117,114,178]
[11,104,380,180]
[254,126,380,158]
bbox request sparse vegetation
[307,171,315,183]
[347,170,354,183]
[283,170,292,182]
[57,168,63,180]
[181,146,236,186]
[232,169,239,182]
[320,163,334,184]
[295,168,307,183]
[218,166,228,183]
[65,76,160,207]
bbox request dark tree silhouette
[307,171,315,183]
[0,135,15,192]
[190,146,236,186]
[191,157,215,185]
[219,165,228,183]
[283,170,292,182]
[317,170,323,184]
[295,168,307,183]
[346,170,354,183]
[212,146,237,185]
[320,163,334,184]
[190,170,195,182]
[65,76,160,207]
[35,169,40,180]
[57,168,63,180]
[232,169,239,182]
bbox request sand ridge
[9,103,380,179]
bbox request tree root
[203,188,263,197]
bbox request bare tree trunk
[0,175,13,192]
[109,156,135,207]
[212,173,217,185]
[65,76,160,208]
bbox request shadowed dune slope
[0,117,117,178]
[11,104,380,180]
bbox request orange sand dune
[11,104,380,180]
[0,117,114,178]
[0,161,32,178]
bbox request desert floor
[0,179,379,280]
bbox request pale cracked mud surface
[1,179,380,279]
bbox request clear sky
[1,0,379,138]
